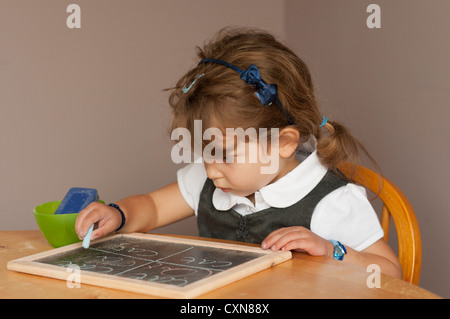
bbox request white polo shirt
[177,151,384,251]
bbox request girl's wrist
[108,203,126,231]
[325,240,335,259]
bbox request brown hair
[167,27,377,176]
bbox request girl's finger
[75,202,99,233]
[262,226,307,250]
[269,230,307,251]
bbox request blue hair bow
[240,64,278,106]
[199,58,295,124]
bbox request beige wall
[1,0,449,297]
[286,0,450,297]
[0,0,284,235]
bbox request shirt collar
[212,151,328,210]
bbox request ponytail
[316,120,380,184]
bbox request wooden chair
[338,163,422,285]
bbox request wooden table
[0,230,440,299]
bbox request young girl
[75,28,402,278]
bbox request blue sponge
[54,187,99,215]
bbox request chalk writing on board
[36,237,264,287]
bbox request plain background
[1,0,448,298]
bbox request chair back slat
[338,163,422,285]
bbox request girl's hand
[261,226,333,257]
[75,202,122,241]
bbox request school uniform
[177,151,384,252]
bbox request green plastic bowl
[34,200,104,248]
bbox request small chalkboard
[7,233,291,298]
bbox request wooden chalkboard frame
[7,233,292,298]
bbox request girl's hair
[167,27,377,176]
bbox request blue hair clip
[198,58,295,125]
[182,73,205,94]
[320,116,328,127]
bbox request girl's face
[204,159,277,199]
[202,134,291,199]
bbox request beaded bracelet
[108,203,126,231]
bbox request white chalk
[82,224,94,249]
